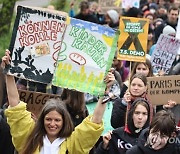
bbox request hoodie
[96,98,151,154]
[126,128,180,154]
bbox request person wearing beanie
[104,9,119,28]
[149,25,176,56]
[162,25,176,36]
[95,98,151,154]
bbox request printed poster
[118,17,149,62]
[150,34,180,74]
[7,6,67,84]
[52,17,119,96]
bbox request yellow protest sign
[118,17,149,62]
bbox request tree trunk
[0,0,16,35]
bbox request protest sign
[18,89,61,116]
[147,75,180,105]
[7,5,67,84]
[150,34,180,74]
[176,13,180,54]
[52,17,119,96]
[98,0,121,14]
[122,0,140,9]
[118,17,149,62]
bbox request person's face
[158,8,167,15]
[146,15,154,24]
[148,130,169,150]
[136,63,150,77]
[168,9,179,24]
[105,14,111,24]
[112,57,121,67]
[130,78,147,96]
[133,104,148,128]
[81,8,89,16]
[44,110,63,142]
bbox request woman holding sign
[2,50,115,154]
[111,73,154,129]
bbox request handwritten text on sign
[151,34,180,74]
[147,75,180,105]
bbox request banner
[52,17,119,96]
[147,75,180,105]
[150,34,180,74]
[7,6,67,84]
[18,89,61,116]
[98,0,121,14]
[118,17,149,62]
[122,0,140,9]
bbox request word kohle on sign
[52,18,119,96]
[150,34,180,74]
[118,17,149,62]
[7,6,119,96]
[7,6,67,84]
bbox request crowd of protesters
[0,0,180,153]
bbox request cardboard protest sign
[52,17,119,96]
[122,0,139,9]
[7,6,67,84]
[18,89,61,116]
[147,75,180,105]
[150,34,180,74]
[118,17,149,62]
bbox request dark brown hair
[130,73,148,87]
[22,99,74,154]
[127,98,151,133]
[61,89,86,116]
[168,5,179,13]
[150,110,176,137]
[80,1,89,11]
[131,59,153,78]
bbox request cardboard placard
[150,34,180,74]
[18,89,61,116]
[118,17,149,62]
[147,75,180,105]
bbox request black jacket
[95,127,139,154]
[154,20,177,43]
[126,128,180,154]
[0,111,15,154]
[74,13,98,23]
[111,98,127,129]
[96,99,151,154]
